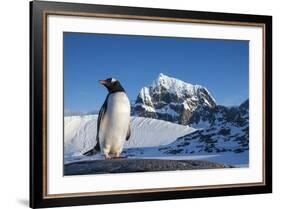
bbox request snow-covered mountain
[132,73,216,125]
[185,99,249,153]
[122,100,249,166]
[162,101,248,154]
[189,99,249,129]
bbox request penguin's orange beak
[99,80,107,85]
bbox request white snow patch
[152,73,199,97]
[138,87,153,105]
[155,105,179,117]
[135,104,155,112]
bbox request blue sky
[64,32,249,112]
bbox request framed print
[30,0,272,208]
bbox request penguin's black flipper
[126,124,131,141]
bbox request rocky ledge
[64,158,233,175]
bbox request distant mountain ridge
[64,110,99,116]
[189,99,249,128]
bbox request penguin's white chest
[99,92,130,154]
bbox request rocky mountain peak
[132,73,217,125]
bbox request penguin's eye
[111,78,117,83]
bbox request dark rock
[165,149,184,155]
[218,128,231,136]
[64,159,232,175]
[233,148,244,153]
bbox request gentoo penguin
[83,78,131,159]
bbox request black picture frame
[30,1,272,208]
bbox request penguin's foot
[112,153,127,159]
[112,156,127,159]
[111,153,120,159]
[103,153,111,160]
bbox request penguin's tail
[83,143,100,156]
[83,148,96,156]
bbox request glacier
[64,115,195,163]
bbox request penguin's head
[99,78,125,93]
